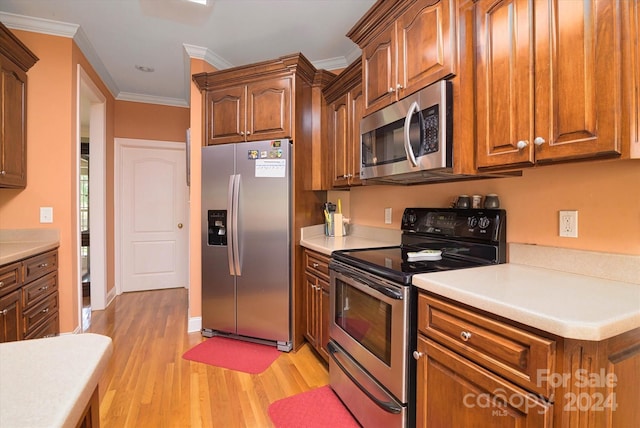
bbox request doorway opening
[77,65,107,332]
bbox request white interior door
[119,140,188,292]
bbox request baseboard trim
[188,316,202,333]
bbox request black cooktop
[331,208,507,286]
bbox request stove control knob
[478,216,491,229]
[467,217,478,228]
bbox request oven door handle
[332,265,403,300]
[328,341,403,414]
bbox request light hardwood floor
[86,288,329,427]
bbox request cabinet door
[363,25,397,115]
[397,0,456,99]
[416,336,552,427]
[0,289,21,342]
[533,0,622,162]
[329,94,350,188]
[246,78,291,141]
[348,86,364,186]
[304,272,318,348]
[0,54,28,187]
[204,86,246,145]
[318,278,330,362]
[475,0,534,169]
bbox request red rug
[182,336,280,374]
[268,386,360,428]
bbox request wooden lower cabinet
[0,249,59,343]
[416,292,640,427]
[416,336,552,427]
[303,249,331,362]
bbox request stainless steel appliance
[360,80,453,184]
[201,139,292,351]
[329,208,507,427]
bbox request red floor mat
[182,336,280,374]
[268,385,360,428]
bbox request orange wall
[115,101,189,141]
[350,158,640,255]
[0,30,116,333]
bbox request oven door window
[334,277,392,366]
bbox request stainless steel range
[328,207,507,428]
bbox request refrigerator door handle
[227,174,236,276]
[232,174,242,276]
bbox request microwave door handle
[403,101,420,167]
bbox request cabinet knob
[396,83,403,90]
[0,170,5,175]
[0,281,4,287]
[412,350,424,360]
[388,87,395,93]
[312,262,319,268]
[460,331,472,341]
[533,136,546,146]
[41,308,49,314]
[516,140,529,150]
[0,309,7,316]
[240,131,245,136]
[246,131,251,135]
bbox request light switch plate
[40,207,53,223]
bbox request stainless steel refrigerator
[201,139,292,351]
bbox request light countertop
[0,229,60,265]
[300,224,400,255]
[0,333,113,428]
[413,263,640,341]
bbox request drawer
[24,311,59,340]
[304,250,330,281]
[23,250,58,283]
[23,293,58,336]
[0,261,21,297]
[418,293,556,398]
[22,272,58,308]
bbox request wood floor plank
[87,288,329,427]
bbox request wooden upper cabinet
[0,23,38,188]
[354,0,456,116]
[323,60,363,188]
[475,0,624,169]
[203,78,291,145]
[246,78,291,142]
[193,54,315,146]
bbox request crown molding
[183,43,233,70]
[0,12,120,99]
[345,45,363,65]
[312,56,349,71]
[116,92,189,108]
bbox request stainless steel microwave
[360,80,453,184]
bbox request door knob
[178,223,183,229]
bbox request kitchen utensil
[472,195,482,209]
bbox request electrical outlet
[559,210,578,238]
[384,207,392,224]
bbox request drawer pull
[412,350,424,360]
[38,263,49,268]
[41,308,50,314]
[312,262,319,268]
[460,331,472,342]
[0,281,4,287]
[39,286,49,292]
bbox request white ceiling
[0,0,376,107]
